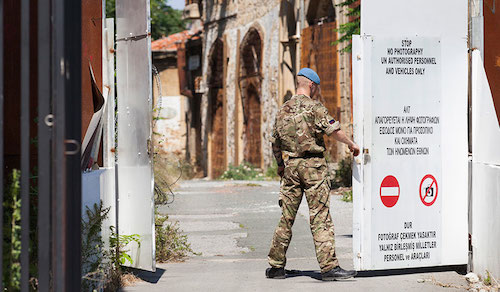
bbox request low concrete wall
[82,169,105,219]
[82,168,116,237]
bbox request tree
[105,0,186,40]
[335,0,360,53]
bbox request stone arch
[240,26,264,79]
[239,27,263,168]
[207,38,226,178]
[306,0,336,25]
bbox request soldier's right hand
[349,143,360,157]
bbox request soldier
[266,68,360,281]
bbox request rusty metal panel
[300,21,340,160]
[81,0,102,140]
[484,0,500,124]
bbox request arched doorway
[240,28,263,168]
[207,39,225,178]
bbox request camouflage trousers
[268,157,339,273]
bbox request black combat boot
[265,267,286,279]
[321,266,357,281]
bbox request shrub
[219,162,264,180]
[155,212,198,262]
[332,156,352,188]
[2,170,21,290]
[265,160,280,180]
[154,153,194,205]
[341,190,353,202]
[81,202,140,291]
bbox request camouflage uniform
[268,94,341,273]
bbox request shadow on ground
[283,269,355,282]
[356,265,467,278]
[283,265,466,282]
[128,268,166,284]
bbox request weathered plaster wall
[152,62,188,157]
[160,68,181,96]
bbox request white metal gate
[116,0,155,272]
[352,0,469,271]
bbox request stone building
[152,31,196,159]
[184,0,354,178]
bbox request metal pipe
[20,0,30,290]
[0,0,4,288]
[37,0,51,290]
[64,0,82,289]
[52,0,66,289]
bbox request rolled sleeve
[314,104,340,136]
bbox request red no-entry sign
[380,175,400,207]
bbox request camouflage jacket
[271,94,340,158]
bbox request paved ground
[121,180,468,292]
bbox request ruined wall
[201,0,280,175]
[160,68,181,96]
[153,54,188,158]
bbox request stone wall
[201,0,281,175]
[200,0,353,177]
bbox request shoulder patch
[329,119,336,124]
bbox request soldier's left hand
[277,165,285,177]
[349,143,360,157]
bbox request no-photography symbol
[419,174,438,206]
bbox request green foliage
[150,0,186,39]
[105,0,186,40]
[265,160,280,180]
[81,203,110,291]
[484,270,492,286]
[219,162,265,180]
[105,0,116,19]
[332,156,353,188]
[341,189,353,202]
[2,170,21,290]
[155,212,199,262]
[81,202,141,291]
[334,0,360,53]
[109,227,141,266]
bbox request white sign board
[352,0,468,271]
[371,37,442,268]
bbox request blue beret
[298,68,320,85]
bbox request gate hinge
[65,139,81,155]
[44,114,55,127]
